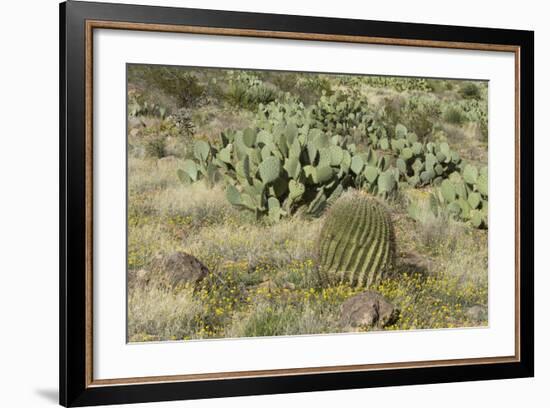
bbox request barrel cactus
[318,192,395,288]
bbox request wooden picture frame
[60,1,534,406]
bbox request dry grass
[127,166,488,340]
[183,216,322,270]
[128,284,202,342]
[193,106,254,144]
[226,300,340,338]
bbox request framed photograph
[60,1,534,406]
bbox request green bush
[426,79,456,93]
[168,108,196,138]
[129,65,205,108]
[377,95,441,141]
[443,105,466,125]
[128,89,167,118]
[361,76,433,92]
[224,71,279,110]
[459,82,482,100]
[135,119,185,159]
[400,95,442,140]
[262,72,334,106]
[298,75,334,105]
[145,135,167,158]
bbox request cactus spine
[318,192,395,288]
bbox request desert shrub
[128,93,167,118]
[399,95,442,140]
[224,71,279,110]
[407,191,454,250]
[459,82,482,100]
[137,120,182,158]
[297,75,334,105]
[264,72,298,92]
[260,72,334,106]
[129,65,205,108]
[144,135,166,158]
[378,95,441,141]
[458,100,488,142]
[127,86,168,118]
[426,79,455,94]
[362,76,433,92]
[378,96,404,133]
[167,108,195,138]
[439,98,488,142]
[128,115,193,159]
[245,84,279,107]
[443,105,466,125]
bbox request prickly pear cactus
[318,192,395,288]
[430,166,488,229]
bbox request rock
[257,279,277,292]
[136,269,150,283]
[282,282,296,290]
[157,155,177,166]
[128,268,151,289]
[128,116,143,130]
[157,252,209,287]
[340,291,399,330]
[398,251,433,275]
[466,305,488,322]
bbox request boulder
[128,268,151,289]
[157,252,209,288]
[466,305,488,323]
[157,155,177,167]
[340,291,398,330]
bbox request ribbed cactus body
[318,193,395,288]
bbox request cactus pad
[258,156,281,184]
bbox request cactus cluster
[362,76,432,92]
[311,90,371,135]
[260,95,463,190]
[318,192,395,288]
[337,75,432,93]
[430,165,488,228]
[178,95,487,228]
[177,140,220,187]
[225,71,280,110]
[306,93,464,190]
[368,124,463,187]
[128,98,166,118]
[347,147,399,198]
[179,122,357,221]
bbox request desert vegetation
[127,65,489,342]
